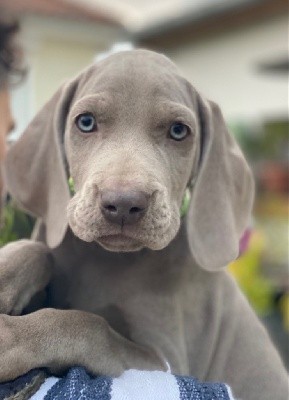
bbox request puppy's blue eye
[76,113,96,133]
[169,123,189,141]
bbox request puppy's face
[65,51,200,252]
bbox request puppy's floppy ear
[5,78,79,248]
[186,94,254,271]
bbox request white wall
[166,16,288,123]
[10,14,127,138]
[10,71,34,141]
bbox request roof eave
[135,0,288,49]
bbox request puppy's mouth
[97,234,144,252]
[67,184,180,252]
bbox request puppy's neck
[49,222,195,311]
[66,222,191,275]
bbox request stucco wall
[165,15,288,122]
[32,37,99,108]
[10,14,126,138]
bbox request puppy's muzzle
[100,189,149,226]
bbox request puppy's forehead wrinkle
[154,101,197,126]
[76,50,191,107]
[70,94,113,118]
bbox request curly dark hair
[0,14,25,89]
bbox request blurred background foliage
[0,201,33,246]
[230,117,288,368]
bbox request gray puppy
[0,50,287,400]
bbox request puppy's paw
[0,314,36,382]
[0,240,53,315]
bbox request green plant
[0,201,34,246]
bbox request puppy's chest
[50,260,129,308]
[49,258,150,338]
[49,239,190,343]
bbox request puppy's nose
[101,190,148,225]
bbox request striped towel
[0,367,235,400]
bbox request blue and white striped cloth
[0,367,235,400]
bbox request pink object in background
[239,228,252,256]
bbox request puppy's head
[5,50,254,270]
[65,51,199,253]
